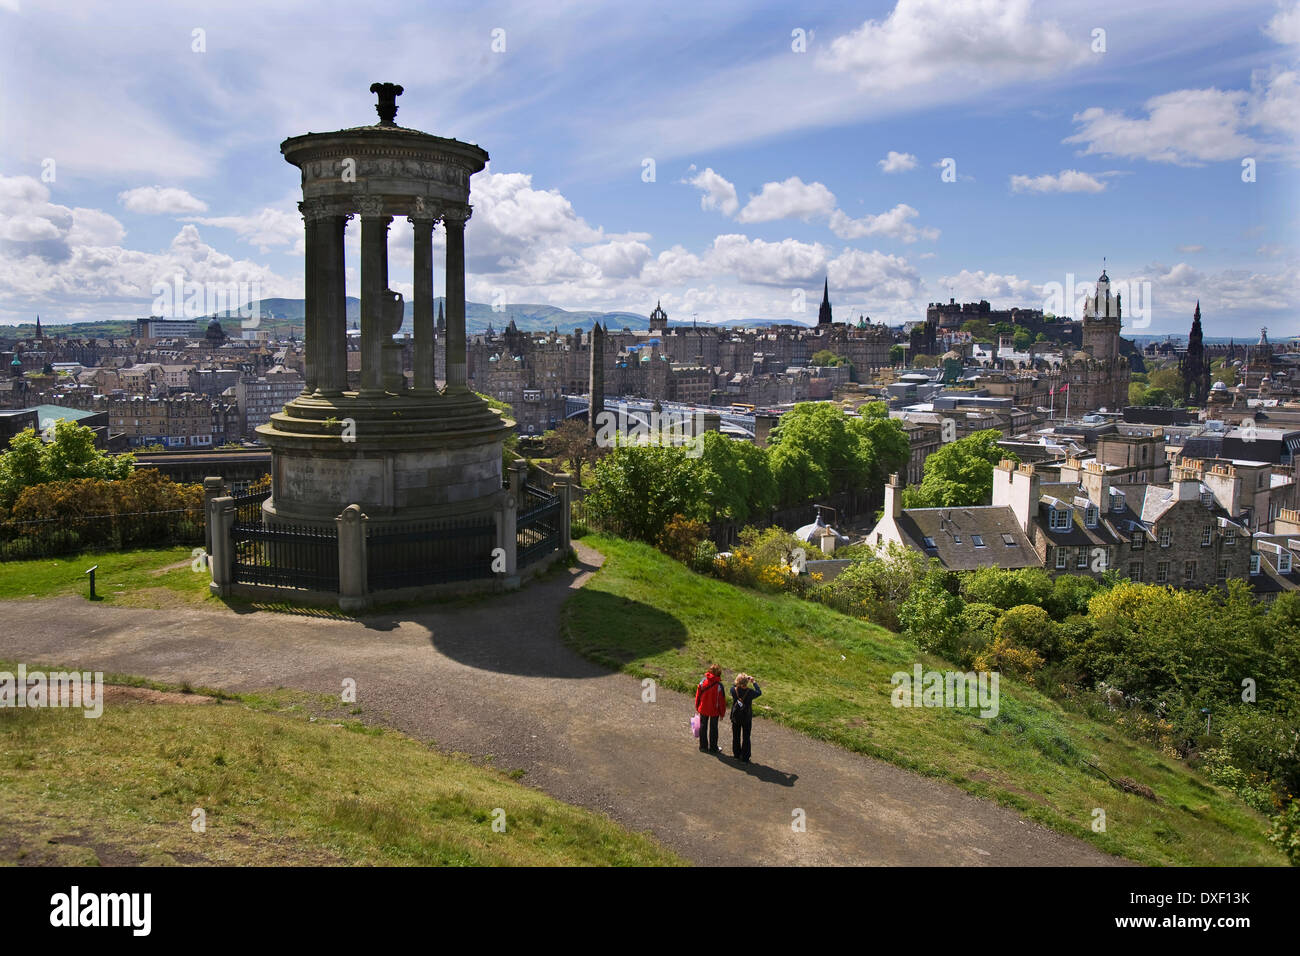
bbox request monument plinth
[260,84,512,527]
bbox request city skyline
[1,0,1297,335]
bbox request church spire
[817,277,832,326]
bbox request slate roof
[894,506,1041,571]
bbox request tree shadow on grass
[428,585,690,679]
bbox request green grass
[0,547,212,609]
[0,677,682,867]
[562,535,1285,866]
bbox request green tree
[767,403,870,504]
[902,429,1013,508]
[0,421,133,510]
[849,403,909,487]
[1013,330,1033,351]
[696,431,775,524]
[543,419,600,484]
[585,444,706,543]
[810,350,847,367]
[889,344,905,365]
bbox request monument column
[443,205,471,392]
[298,200,320,395]
[315,209,350,396]
[358,198,390,398]
[410,212,439,393]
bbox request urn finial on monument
[369,82,404,126]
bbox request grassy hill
[0,674,682,866]
[562,535,1285,866]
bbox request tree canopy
[0,421,133,510]
[902,429,1013,508]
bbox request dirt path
[0,543,1123,866]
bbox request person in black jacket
[730,673,762,762]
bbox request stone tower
[817,277,833,326]
[1181,301,1210,406]
[588,321,605,440]
[1082,269,1121,361]
[649,300,668,334]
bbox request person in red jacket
[695,664,727,753]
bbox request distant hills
[4,299,823,339]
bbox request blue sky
[1,0,1297,337]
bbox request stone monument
[261,83,512,530]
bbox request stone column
[358,199,390,398]
[410,214,439,394]
[443,205,471,392]
[336,504,369,611]
[298,201,320,395]
[315,210,351,397]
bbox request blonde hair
[734,673,751,689]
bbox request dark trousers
[732,718,752,760]
[699,715,719,751]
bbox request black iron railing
[0,509,205,561]
[366,515,497,591]
[228,490,338,591]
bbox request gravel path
[0,543,1123,866]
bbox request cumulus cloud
[938,269,1035,304]
[683,166,739,216]
[736,176,837,223]
[1009,169,1107,193]
[821,0,1090,93]
[828,204,939,243]
[878,151,918,173]
[118,186,209,215]
[186,206,302,254]
[1266,1,1300,46]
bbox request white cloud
[878,151,918,173]
[683,166,739,217]
[1009,169,1107,193]
[580,240,652,279]
[937,269,1035,304]
[736,176,837,223]
[1266,1,1300,46]
[186,206,302,253]
[1063,68,1300,166]
[704,234,829,287]
[118,186,208,215]
[828,204,939,243]
[821,0,1090,93]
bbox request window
[1128,562,1142,581]
[1217,560,1229,583]
[1078,548,1089,569]
[1056,547,1068,569]
[1159,528,1172,548]
[1157,561,1169,584]
[1251,554,1261,575]
[922,536,936,549]
[972,535,985,548]
[1111,493,1124,513]
[1002,533,1016,547]
[952,534,962,544]
[1130,531,1144,551]
[1050,507,1072,531]
[1184,560,1197,583]
[1201,524,1213,547]
[1282,552,1294,575]
[1084,506,1098,528]
[1225,528,1236,546]
[1200,491,1213,507]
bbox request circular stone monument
[260,83,513,528]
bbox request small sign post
[85,565,98,600]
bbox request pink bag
[690,713,701,738]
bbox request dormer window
[1281,552,1294,575]
[1111,493,1124,513]
[1050,506,1072,532]
[1200,491,1213,507]
[1084,506,1098,528]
